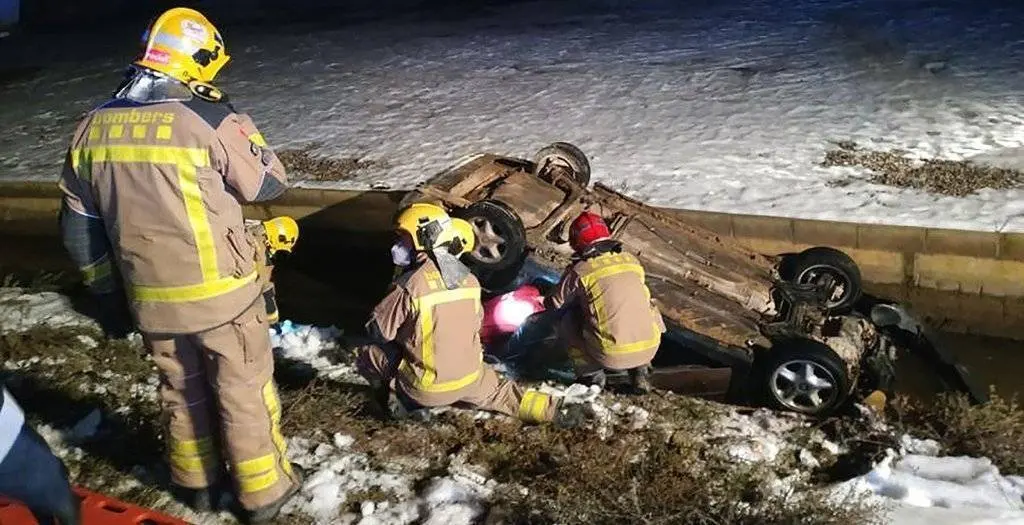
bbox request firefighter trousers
[355,343,557,423]
[143,299,299,510]
[558,309,657,375]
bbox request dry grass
[278,143,389,182]
[0,269,69,292]
[1,324,881,525]
[891,389,1024,475]
[0,326,168,509]
[821,142,1024,196]
[483,425,876,525]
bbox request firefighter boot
[388,389,432,422]
[628,365,653,395]
[577,369,606,390]
[170,481,228,513]
[241,463,305,525]
[365,377,391,418]
[552,399,596,429]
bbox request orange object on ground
[0,487,190,525]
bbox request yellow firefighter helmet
[262,216,300,253]
[135,7,230,84]
[449,218,476,257]
[394,202,475,255]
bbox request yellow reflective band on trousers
[235,454,278,494]
[70,145,254,303]
[169,437,216,474]
[579,258,661,355]
[517,390,552,423]
[400,286,482,393]
[265,382,294,476]
[232,381,293,494]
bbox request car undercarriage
[400,142,985,416]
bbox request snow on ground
[835,447,1024,524]
[4,287,1024,524]
[0,287,97,333]
[269,318,1024,524]
[3,0,1024,231]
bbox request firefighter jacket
[58,87,288,334]
[550,241,666,370]
[367,257,487,406]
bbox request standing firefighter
[357,203,584,425]
[548,211,666,393]
[57,8,302,522]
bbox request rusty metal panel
[616,218,776,314]
[487,171,566,229]
[646,279,766,349]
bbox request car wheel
[784,246,863,314]
[454,200,528,272]
[762,339,851,416]
[533,142,592,186]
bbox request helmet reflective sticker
[143,48,171,65]
[152,32,196,54]
[180,19,209,42]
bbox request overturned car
[399,142,982,416]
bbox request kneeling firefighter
[357,203,580,424]
[57,8,302,523]
[548,211,666,393]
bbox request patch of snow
[712,408,805,464]
[0,289,97,333]
[76,335,98,349]
[900,434,944,456]
[271,321,359,381]
[283,436,489,525]
[834,449,1024,524]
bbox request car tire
[784,246,863,314]
[454,200,528,274]
[761,339,851,417]
[533,142,592,186]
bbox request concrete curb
[2,181,1020,340]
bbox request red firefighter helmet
[569,211,611,253]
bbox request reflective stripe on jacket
[369,259,485,404]
[552,250,665,369]
[59,95,287,333]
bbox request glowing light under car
[494,295,538,328]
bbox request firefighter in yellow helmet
[246,216,300,324]
[356,203,587,425]
[57,7,301,523]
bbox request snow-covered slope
[3,0,1024,231]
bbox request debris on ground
[278,144,389,182]
[821,142,1024,197]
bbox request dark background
[10,0,547,31]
